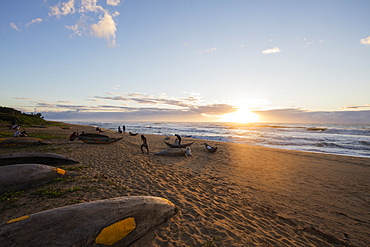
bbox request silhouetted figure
[70,132,78,141]
[122,125,126,133]
[118,126,122,134]
[140,134,149,154]
[175,134,182,145]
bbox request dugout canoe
[0,196,178,247]
[155,147,192,156]
[164,141,194,148]
[204,143,218,153]
[0,164,66,193]
[78,136,122,144]
[0,153,79,166]
[0,137,51,146]
[78,133,109,138]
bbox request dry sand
[0,123,369,246]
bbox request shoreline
[1,122,370,246]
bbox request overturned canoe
[78,136,122,144]
[0,153,79,166]
[164,141,194,148]
[0,137,51,146]
[155,147,192,156]
[78,133,109,138]
[0,164,66,193]
[204,143,218,153]
[0,196,177,247]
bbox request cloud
[49,0,76,17]
[9,23,20,31]
[197,47,217,54]
[107,0,121,6]
[91,12,117,47]
[254,108,370,123]
[360,36,370,45]
[341,104,370,109]
[262,46,281,55]
[26,18,43,27]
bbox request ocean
[67,121,370,158]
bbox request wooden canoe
[204,143,218,153]
[129,132,138,136]
[164,141,194,148]
[0,137,51,146]
[78,133,109,138]
[78,136,122,144]
[0,153,79,166]
[0,164,66,193]
[155,147,192,156]
[0,196,178,246]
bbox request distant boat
[129,132,138,136]
[78,136,122,144]
[0,153,79,166]
[0,164,66,193]
[0,196,177,246]
[0,137,51,146]
[164,141,194,148]
[307,127,327,131]
[204,143,217,153]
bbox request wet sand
[1,123,369,246]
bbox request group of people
[118,125,126,134]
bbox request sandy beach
[1,123,369,246]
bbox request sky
[1,0,370,123]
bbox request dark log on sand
[0,196,178,247]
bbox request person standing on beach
[175,134,182,145]
[122,125,126,133]
[118,126,122,134]
[140,134,149,154]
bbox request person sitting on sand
[175,134,182,145]
[118,126,122,134]
[70,132,78,141]
[13,130,21,137]
[140,134,149,154]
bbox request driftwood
[0,153,79,166]
[0,196,178,247]
[0,164,66,193]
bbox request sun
[220,108,259,123]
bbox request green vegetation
[0,106,46,126]
[31,186,82,198]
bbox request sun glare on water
[220,109,259,123]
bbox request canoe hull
[78,136,122,144]
[0,153,79,166]
[0,164,66,193]
[0,196,178,247]
[164,141,194,148]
